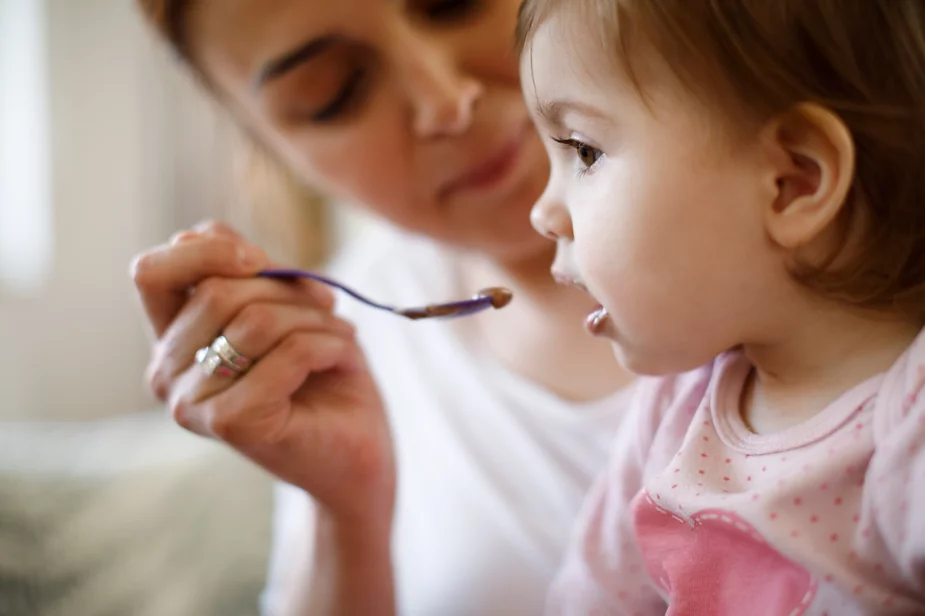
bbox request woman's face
[187,0,552,263]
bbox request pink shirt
[548,331,925,615]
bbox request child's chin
[610,344,659,376]
[612,344,704,377]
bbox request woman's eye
[310,68,367,123]
[420,0,481,22]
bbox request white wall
[0,0,236,419]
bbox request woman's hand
[131,221,395,524]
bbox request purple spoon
[258,268,513,320]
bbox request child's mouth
[551,269,612,336]
[585,305,610,336]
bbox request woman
[132,1,635,614]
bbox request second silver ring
[210,335,253,372]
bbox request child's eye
[575,142,602,168]
[552,137,604,172]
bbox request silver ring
[194,337,251,379]
[210,335,253,372]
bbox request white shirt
[261,224,633,616]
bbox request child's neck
[740,302,922,435]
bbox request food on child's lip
[585,305,610,335]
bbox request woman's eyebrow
[254,35,343,89]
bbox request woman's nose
[393,30,483,139]
[413,76,482,138]
[531,191,573,240]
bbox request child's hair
[517,0,925,320]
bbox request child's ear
[761,103,855,249]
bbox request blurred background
[0,1,366,614]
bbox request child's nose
[530,193,573,241]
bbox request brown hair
[518,0,925,318]
[137,0,331,267]
[138,0,192,60]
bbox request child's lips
[551,269,612,335]
[551,270,589,293]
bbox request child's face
[522,12,791,375]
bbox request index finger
[131,235,269,337]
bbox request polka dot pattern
[548,342,925,615]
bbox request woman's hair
[518,0,925,318]
[137,0,331,267]
[138,0,192,60]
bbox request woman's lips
[439,123,529,199]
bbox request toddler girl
[518,0,925,613]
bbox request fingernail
[237,245,266,269]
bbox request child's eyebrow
[536,99,610,127]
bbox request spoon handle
[258,268,511,321]
[258,268,396,313]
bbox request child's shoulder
[872,327,925,438]
[624,361,719,457]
